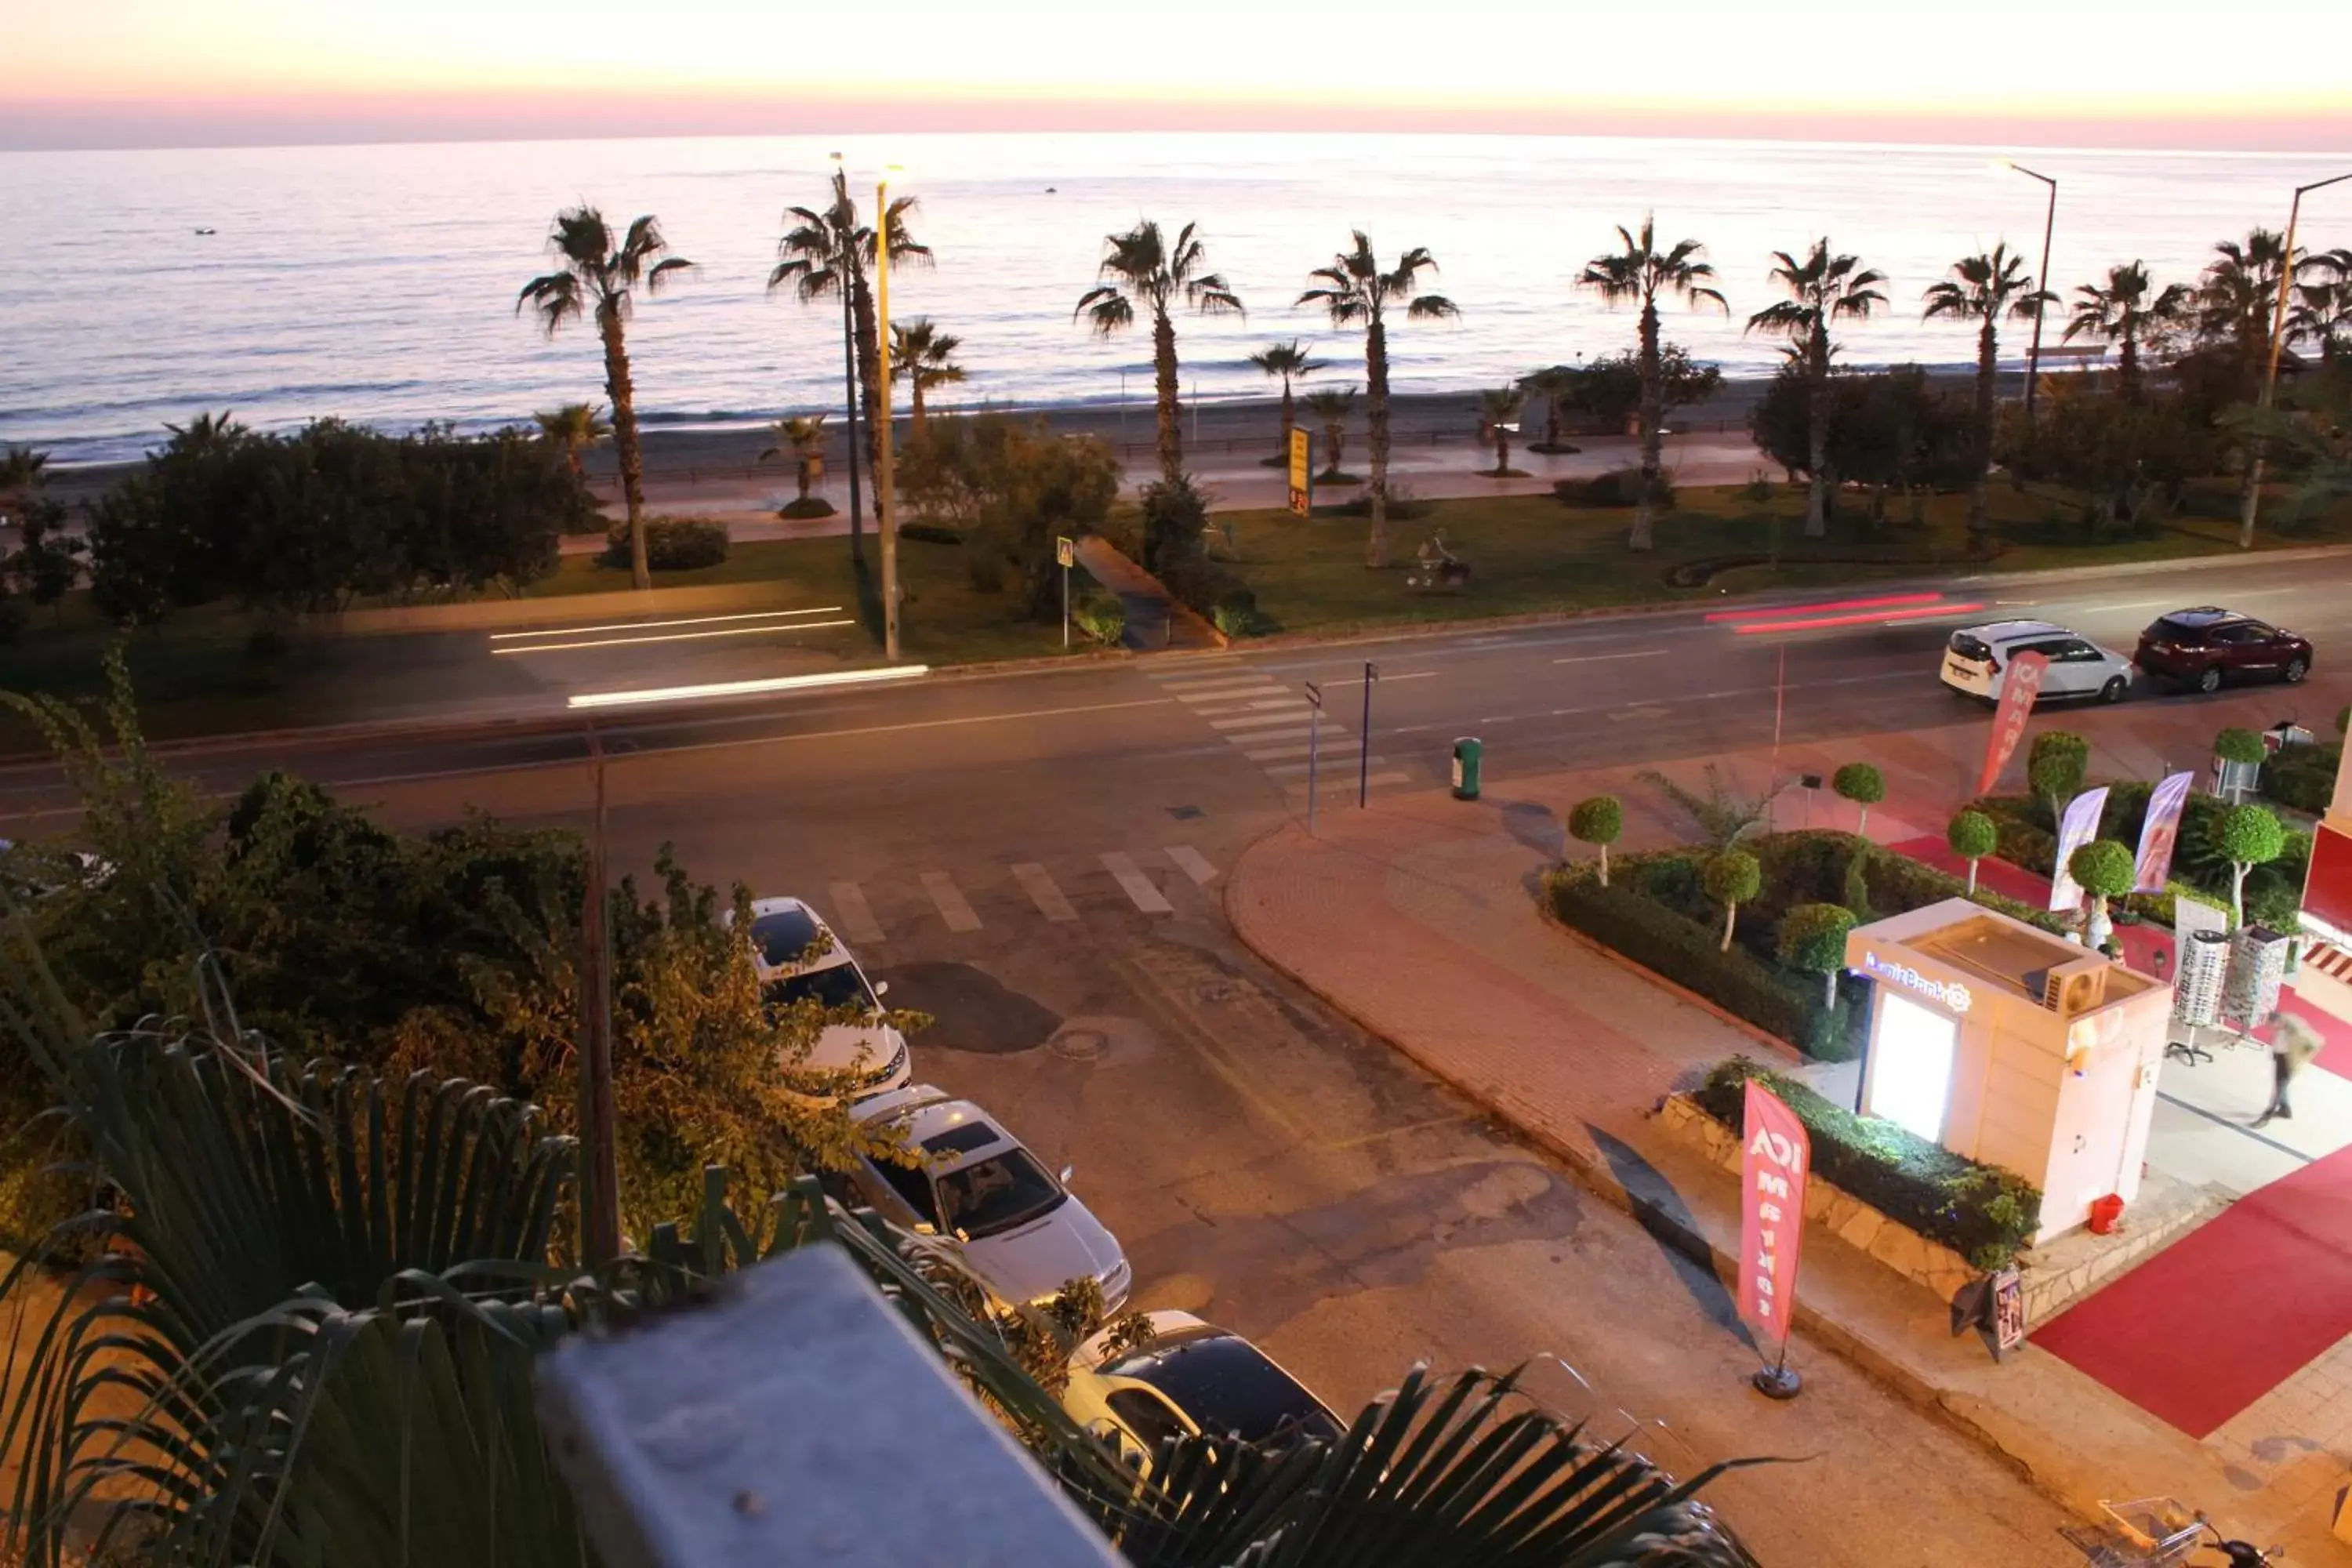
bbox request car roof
[1957,619,2074,644]
[2147,606,2239,628]
[851,1085,1020,1164]
[1099,1330,1336,1441]
[735,897,853,973]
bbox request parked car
[1940,620,2133,705]
[2134,607,2314,693]
[1062,1310,1341,1475]
[836,1084,1131,1312]
[723,896,910,1100]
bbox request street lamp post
[874,169,903,661]
[829,152,863,563]
[2004,161,2059,427]
[2241,169,2352,548]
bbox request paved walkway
[1070,536,1221,652]
[1224,688,2352,1560]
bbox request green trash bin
[1451,736,1483,800]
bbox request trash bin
[1451,737,1482,800]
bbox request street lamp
[2241,169,2352,547]
[829,151,863,562]
[874,165,905,661]
[2001,160,2059,426]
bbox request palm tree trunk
[1152,310,1182,486]
[2118,328,2140,403]
[851,268,885,503]
[1495,426,1509,474]
[1323,425,1344,479]
[597,310,651,591]
[1969,319,1998,546]
[1366,314,1392,569]
[1546,399,1563,451]
[1632,301,1662,552]
[1277,376,1295,462]
[1804,331,1831,538]
[911,379,927,439]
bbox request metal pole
[579,722,621,1269]
[1305,682,1323,837]
[875,175,901,661]
[2244,170,2352,548]
[831,152,862,561]
[1061,560,1069,650]
[2007,162,2058,427]
[1771,645,1786,787]
[1359,661,1377,808]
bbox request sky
[6,0,2351,152]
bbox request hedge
[2266,742,2341,816]
[1694,1058,2042,1270]
[1972,788,2310,929]
[602,516,729,572]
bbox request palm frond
[1406,294,1459,321]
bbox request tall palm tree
[771,169,931,560]
[1922,242,2049,546]
[1305,386,1356,481]
[1075,220,1244,487]
[2195,230,2298,543]
[1301,233,1458,568]
[1247,339,1323,463]
[1474,385,1523,475]
[888,317,966,436]
[2292,248,2352,365]
[2063,262,2190,402]
[1576,216,1727,550]
[518,208,694,590]
[1522,365,1577,452]
[532,401,611,485]
[759,412,832,511]
[1744,238,1886,537]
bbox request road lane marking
[827,882,886,946]
[501,619,855,654]
[1101,852,1174,913]
[1552,650,1669,666]
[1323,670,1437,684]
[1265,756,1385,776]
[1221,727,1315,745]
[1287,770,1411,793]
[1314,1112,1474,1152]
[1247,740,1359,762]
[919,871,983,933]
[1167,847,1218,885]
[1208,711,1315,731]
[1172,681,1283,700]
[491,607,847,641]
[1011,863,1079,923]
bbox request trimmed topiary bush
[2215,802,2288,927]
[1831,763,1886,836]
[2213,727,2267,767]
[1777,902,1856,1008]
[2027,731,2089,826]
[602,517,729,572]
[1947,809,1998,894]
[1566,796,1624,886]
[1703,848,1762,953]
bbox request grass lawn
[1214,481,2352,637]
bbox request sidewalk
[1224,692,2352,1559]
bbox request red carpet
[2031,1140,2352,1436]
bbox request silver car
[724,896,912,1101]
[836,1085,1131,1313]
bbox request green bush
[897,521,964,546]
[2213,727,2267,766]
[1072,590,1126,647]
[1554,467,1674,509]
[1331,485,1433,521]
[2264,742,2340,815]
[603,516,729,572]
[1693,1059,2042,1270]
[1777,903,1856,1007]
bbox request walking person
[2252,1014,2324,1127]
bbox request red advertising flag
[1738,1080,1812,1351]
[1975,650,2049,798]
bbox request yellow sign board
[1287,427,1311,517]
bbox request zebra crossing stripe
[1012,862,1078,923]
[1225,727,1316,746]
[827,881,886,945]
[919,870,983,933]
[1208,709,1314,729]
[1166,847,1218,886]
[1246,740,1361,762]
[1175,684,1284,703]
[1288,770,1413,793]
[1100,852,1175,914]
[1264,756,1384,776]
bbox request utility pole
[579,723,621,1268]
[1359,661,1379,808]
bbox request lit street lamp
[2001,160,2059,426]
[2241,169,2352,548]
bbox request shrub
[603,516,728,572]
[1831,763,1886,834]
[1555,466,1674,509]
[1566,796,1624,885]
[1947,809,1998,891]
[777,495,837,520]
[2026,731,2089,825]
[2212,727,2267,766]
[1160,556,1261,636]
[1693,1059,2042,1270]
[1072,589,1126,647]
[964,547,1007,593]
[1703,848,1762,951]
[897,521,964,546]
[1138,474,1211,574]
[2216,803,2288,924]
[2264,742,2339,815]
[1334,485,1432,521]
[1776,903,1854,1007]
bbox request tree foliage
[2067,838,2136,901]
[1776,902,1857,1007]
[2025,731,2089,826]
[897,412,1120,619]
[1747,364,1973,519]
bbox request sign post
[1056,535,1075,650]
[1304,681,1323,837]
[1359,661,1378,808]
[1287,427,1312,517]
[1975,650,2049,797]
[1738,1078,1811,1399]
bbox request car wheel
[2285,656,2309,684]
[2196,666,2223,694]
[2100,676,2128,705]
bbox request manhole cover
[1193,982,1240,1004]
[1051,1029,1107,1062]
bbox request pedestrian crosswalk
[804,844,1223,944]
[1144,656,1416,800]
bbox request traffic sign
[1287,428,1310,517]
[1055,535,1076,568]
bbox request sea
[5,131,2347,465]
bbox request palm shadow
[1590,1125,1761,1359]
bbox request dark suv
[2135,608,2314,693]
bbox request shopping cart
[2060,1499,2209,1566]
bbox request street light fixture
[2001,159,2059,427]
[873,164,906,661]
[2241,169,2352,547]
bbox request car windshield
[934,1149,1066,1239]
[1105,1334,1341,1446]
[764,964,873,1013]
[1947,633,1994,663]
[749,906,826,969]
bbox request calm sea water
[5,132,2345,464]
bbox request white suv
[1940,620,2133,705]
[724,896,912,1101]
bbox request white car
[1063,1311,1341,1475]
[836,1085,1131,1313]
[725,896,911,1100]
[1940,620,2133,706]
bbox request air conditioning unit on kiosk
[2040,955,2110,1016]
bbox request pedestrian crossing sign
[1056,536,1075,568]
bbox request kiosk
[1845,899,2170,1242]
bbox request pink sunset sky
[5,0,2350,152]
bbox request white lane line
[1173,681,1284,701]
[1247,741,1361,762]
[1553,650,1669,666]
[827,882,886,946]
[919,870,983,933]
[1101,852,1174,914]
[1149,663,1247,682]
[1225,727,1316,746]
[1288,771,1413,793]
[1167,847,1218,885]
[1196,699,1308,717]
[1210,715,1319,734]
[1265,756,1385,776]
[1324,670,1439,684]
[1012,863,1079,923]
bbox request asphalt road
[6,547,2345,1562]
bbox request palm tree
[1922,242,2050,546]
[772,169,931,560]
[532,401,611,485]
[1522,365,1577,452]
[1301,233,1459,568]
[1247,339,1323,464]
[1075,220,1243,486]
[1305,386,1357,481]
[1745,238,1886,538]
[760,413,833,513]
[2194,230,2298,543]
[2063,262,2190,402]
[2292,248,2352,365]
[1576,216,1727,550]
[889,317,967,436]
[518,208,694,590]
[1474,385,1524,475]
